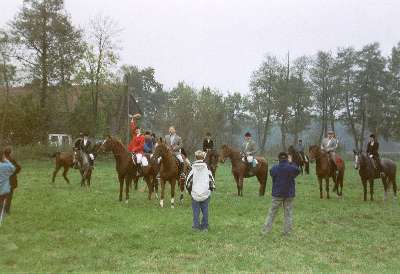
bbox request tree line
[1,0,400,154]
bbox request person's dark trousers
[0,194,8,216]
[4,188,14,214]
[191,197,210,230]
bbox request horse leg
[239,176,244,197]
[257,174,266,196]
[62,166,70,184]
[233,174,240,196]
[326,178,330,199]
[318,177,323,199]
[382,176,388,201]
[52,165,61,183]
[118,174,124,202]
[369,179,374,201]
[160,179,165,208]
[134,177,139,190]
[125,174,133,203]
[154,176,159,200]
[393,177,397,198]
[362,179,367,201]
[171,179,176,208]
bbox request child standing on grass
[185,150,216,232]
[0,149,16,222]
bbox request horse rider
[128,115,148,173]
[321,130,338,169]
[203,132,214,152]
[144,131,154,154]
[164,126,185,179]
[241,132,258,170]
[366,134,384,177]
[294,139,306,162]
[74,132,94,168]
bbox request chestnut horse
[218,144,268,196]
[100,136,136,202]
[205,149,219,178]
[51,142,101,187]
[152,139,186,208]
[51,151,73,184]
[131,153,160,200]
[353,150,397,201]
[309,145,345,199]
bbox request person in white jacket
[185,150,216,231]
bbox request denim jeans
[192,197,210,230]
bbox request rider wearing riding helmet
[241,132,258,168]
[321,130,339,168]
[366,134,384,177]
[74,132,94,168]
[203,132,214,152]
[294,139,305,162]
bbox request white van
[48,134,72,147]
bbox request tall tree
[249,55,280,152]
[0,30,17,145]
[81,15,120,132]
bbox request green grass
[1,160,399,273]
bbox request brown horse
[152,139,186,208]
[353,150,397,201]
[51,142,101,186]
[52,151,73,184]
[205,149,219,178]
[100,136,136,202]
[131,153,160,200]
[218,144,268,196]
[309,145,345,199]
[288,145,309,175]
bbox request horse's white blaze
[354,155,359,169]
[160,199,164,208]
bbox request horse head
[353,149,362,170]
[206,149,219,175]
[100,135,114,153]
[308,145,320,162]
[153,139,168,160]
[219,144,230,163]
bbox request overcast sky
[1,0,399,93]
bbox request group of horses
[51,136,398,207]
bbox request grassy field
[1,159,399,273]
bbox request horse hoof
[171,205,175,208]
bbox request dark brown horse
[353,150,397,201]
[205,149,219,178]
[218,144,268,196]
[288,145,309,175]
[100,136,136,203]
[152,139,186,208]
[309,145,345,199]
[131,153,160,200]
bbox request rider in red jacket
[127,114,148,170]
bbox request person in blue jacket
[261,152,300,236]
[0,149,16,217]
